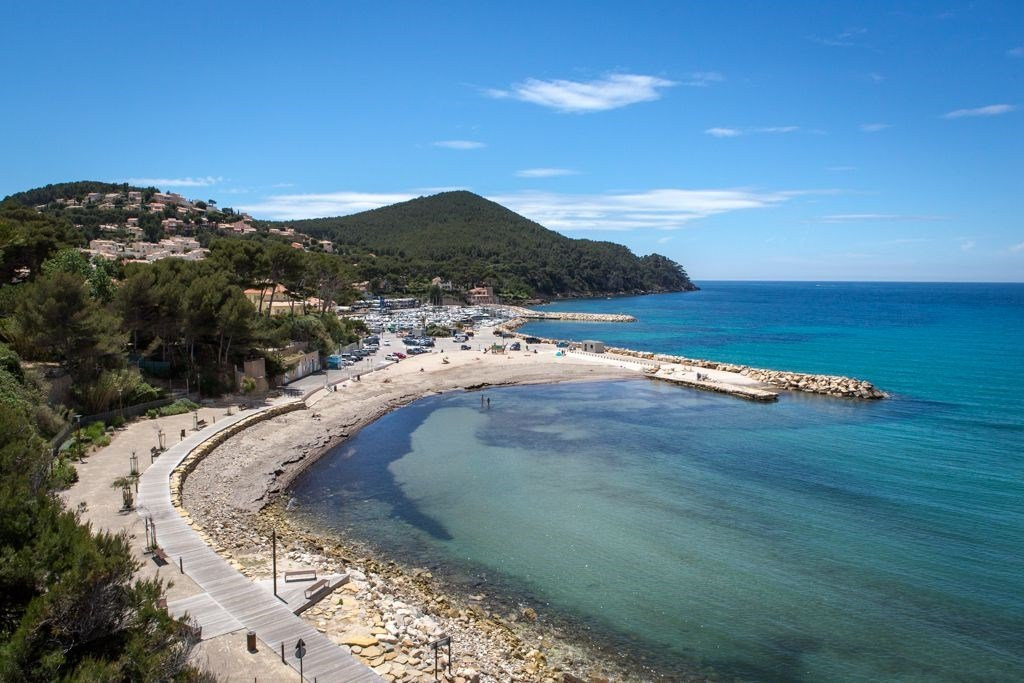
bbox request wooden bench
[304,579,329,599]
[284,569,316,583]
[153,547,169,565]
[195,419,208,430]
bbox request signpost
[430,635,451,680]
[294,638,306,680]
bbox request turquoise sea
[290,282,1024,681]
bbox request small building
[582,340,605,353]
[467,286,497,305]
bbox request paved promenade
[137,406,380,682]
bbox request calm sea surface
[290,282,1024,681]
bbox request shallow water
[290,283,1024,681]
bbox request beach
[180,330,682,681]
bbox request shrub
[156,399,200,417]
[50,456,79,490]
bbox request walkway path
[137,406,380,683]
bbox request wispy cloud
[705,127,742,138]
[124,175,222,187]
[960,239,976,252]
[515,168,579,178]
[239,191,419,220]
[1010,241,1024,253]
[487,73,677,113]
[240,187,802,228]
[868,72,885,83]
[819,213,950,223]
[860,123,891,132]
[680,71,724,87]
[1008,46,1024,58]
[271,182,295,188]
[656,236,673,244]
[942,104,1016,119]
[432,140,486,150]
[492,188,798,231]
[705,125,800,137]
[810,27,868,48]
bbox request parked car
[556,341,569,348]
[460,344,472,350]
[510,341,521,351]
[524,336,541,344]
[393,351,407,359]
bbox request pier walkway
[137,406,380,682]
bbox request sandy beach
[180,331,688,681]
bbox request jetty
[495,320,887,400]
[501,305,636,323]
[647,367,779,402]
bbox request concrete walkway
[137,406,380,683]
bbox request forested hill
[5,180,153,206]
[269,191,698,297]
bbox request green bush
[50,456,79,490]
[157,399,200,417]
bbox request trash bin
[247,630,257,652]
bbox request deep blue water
[291,282,1024,681]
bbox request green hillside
[5,180,153,206]
[270,191,697,297]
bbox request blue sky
[2,1,1022,281]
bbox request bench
[153,547,169,565]
[195,419,208,430]
[284,569,316,583]
[304,579,329,599]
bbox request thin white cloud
[239,191,419,220]
[124,175,223,187]
[960,239,976,252]
[271,182,295,188]
[810,27,869,48]
[705,125,800,137]
[680,71,724,87]
[432,140,486,150]
[515,168,579,178]
[492,188,797,231]
[942,104,1016,119]
[860,123,891,132]
[240,187,802,228]
[487,73,677,113]
[819,213,950,223]
[705,127,743,138]
[868,72,885,83]
[656,236,673,244]
[1008,46,1024,58]
[1010,242,1024,253]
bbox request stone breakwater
[608,347,887,399]
[493,321,887,400]
[501,306,636,323]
